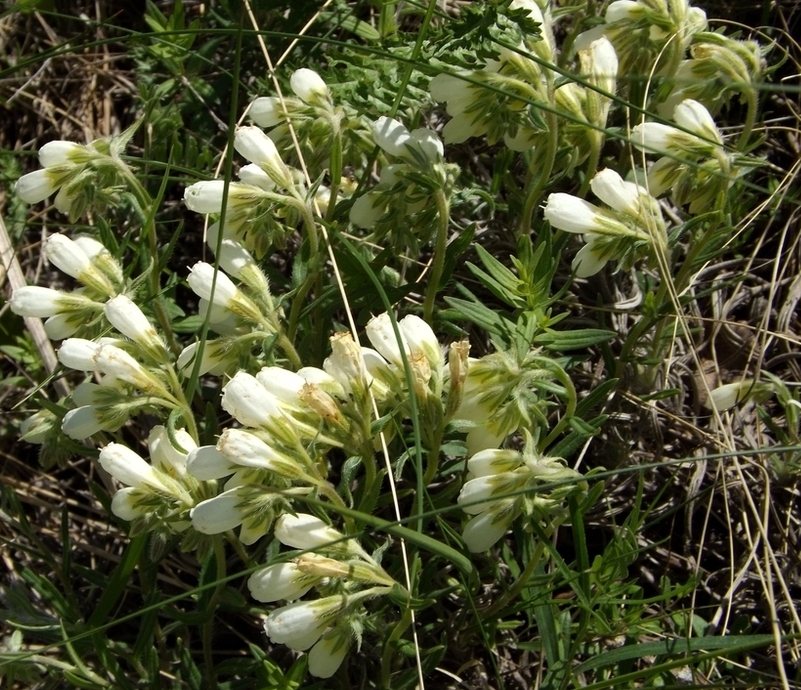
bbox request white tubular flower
[248,96,284,128]
[93,343,159,391]
[234,126,293,188]
[589,168,644,217]
[255,366,306,407]
[217,428,302,478]
[58,338,101,371]
[148,426,195,479]
[606,0,641,23]
[43,313,80,340]
[187,263,258,321]
[349,192,387,229]
[104,295,165,356]
[187,445,232,480]
[221,371,284,429]
[247,561,318,603]
[16,169,58,204]
[290,68,330,104]
[100,443,172,494]
[457,475,505,515]
[177,341,229,377]
[62,405,105,440]
[467,449,523,478]
[274,513,348,552]
[462,507,516,553]
[263,596,347,651]
[308,628,350,679]
[373,117,413,158]
[674,99,722,144]
[16,141,90,205]
[324,331,372,394]
[183,180,257,214]
[543,194,610,235]
[238,163,277,192]
[110,487,144,521]
[9,286,70,318]
[38,140,87,167]
[44,234,95,282]
[190,487,247,535]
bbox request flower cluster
[576,0,707,80]
[184,126,307,257]
[543,168,666,277]
[457,441,586,552]
[429,0,557,151]
[456,348,571,455]
[248,513,397,678]
[99,426,202,538]
[9,233,125,340]
[14,132,138,219]
[349,117,455,250]
[632,98,745,212]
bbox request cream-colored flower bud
[15,169,58,204]
[58,338,102,371]
[104,295,165,356]
[275,513,351,553]
[248,561,318,603]
[290,68,330,105]
[234,126,294,189]
[263,596,345,651]
[308,627,351,679]
[248,96,285,128]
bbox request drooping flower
[543,168,665,276]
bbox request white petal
[190,489,246,534]
[247,562,315,603]
[290,68,329,104]
[62,405,104,439]
[38,141,85,167]
[572,240,608,277]
[248,96,283,128]
[457,476,499,515]
[9,286,65,318]
[44,234,92,280]
[673,99,722,144]
[462,510,512,552]
[589,169,642,215]
[110,487,144,521]
[187,263,239,307]
[372,117,412,158]
[221,372,283,428]
[99,443,162,490]
[543,193,602,234]
[275,513,345,551]
[15,169,57,204]
[234,126,283,170]
[44,313,80,340]
[58,338,101,371]
[187,445,233,480]
[308,633,350,678]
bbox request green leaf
[534,328,616,350]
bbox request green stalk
[481,515,565,619]
[286,202,322,343]
[423,189,451,322]
[577,131,602,199]
[737,87,757,151]
[519,108,559,235]
[540,365,577,451]
[380,607,413,689]
[122,171,181,356]
[202,535,227,690]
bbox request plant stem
[286,203,322,344]
[380,607,413,689]
[123,171,181,356]
[481,516,565,619]
[519,109,559,235]
[423,189,451,322]
[202,535,226,690]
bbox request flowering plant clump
[5,0,779,686]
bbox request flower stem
[202,535,226,690]
[481,515,565,619]
[287,203,322,345]
[519,109,559,235]
[423,189,451,322]
[122,170,181,356]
